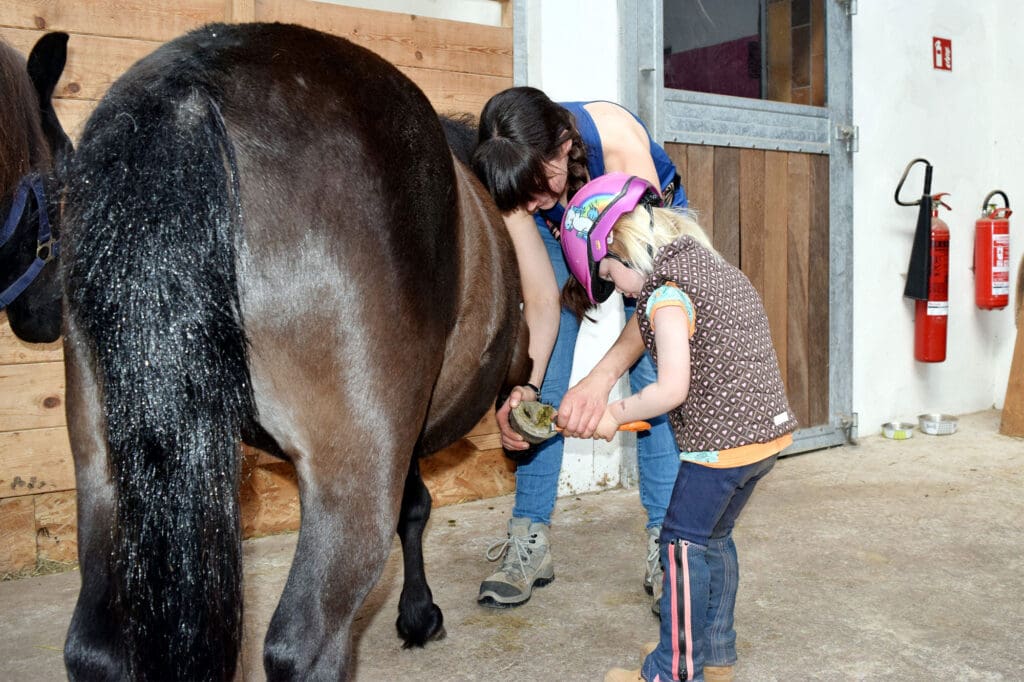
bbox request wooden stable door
[665,144,830,430]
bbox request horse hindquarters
[63,75,253,680]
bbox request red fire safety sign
[933,37,952,71]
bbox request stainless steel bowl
[918,413,958,436]
[881,422,916,440]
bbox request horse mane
[0,39,49,194]
[439,112,478,167]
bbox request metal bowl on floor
[918,413,958,435]
[881,421,916,440]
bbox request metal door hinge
[835,412,859,445]
[836,123,859,153]
[838,0,857,16]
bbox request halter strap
[0,174,58,310]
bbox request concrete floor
[2,409,1022,681]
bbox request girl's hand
[594,408,621,442]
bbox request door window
[663,0,826,106]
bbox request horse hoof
[401,624,446,649]
[397,604,445,648]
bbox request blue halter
[0,174,58,309]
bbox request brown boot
[703,665,735,682]
[604,669,643,682]
[640,641,657,659]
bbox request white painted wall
[852,1,1022,433]
[526,1,632,495]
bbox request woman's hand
[496,384,540,451]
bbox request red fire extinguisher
[974,190,1011,310]
[914,193,951,362]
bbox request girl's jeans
[511,224,680,528]
[643,455,778,681]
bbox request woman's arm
[505,208,560,390]
[595,305,691,441]
[496,208,562,450]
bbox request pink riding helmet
[560,172,661,304]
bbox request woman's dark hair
[472,86,589,213]
[560,276,595,322]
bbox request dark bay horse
[0,32,72,343]
[60,22,528,681]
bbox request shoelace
[485,533,535,579]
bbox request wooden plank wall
[0,0,513,576]
[665,143,830,430]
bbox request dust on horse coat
[0,33,72,343]
[61,23,528,681]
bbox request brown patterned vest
[636,237,799,453]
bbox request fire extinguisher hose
[895,158,934,300]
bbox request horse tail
[66,80,253,681]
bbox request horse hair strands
[64,45,254,682]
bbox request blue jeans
[512,224,680,527]
[643,456,777,681]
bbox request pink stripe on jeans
[680,542,694,680]
[668,542,680,678]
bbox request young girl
[559,173,798,682]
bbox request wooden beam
[763,151,789,382]
[786,153,811,426]
[0,496,36,575]
[227,0,256,22]
[0,0,226,43]
[739,148,766,296]
[0,314,62,365]
[0,428,74,500]
[256,0,512,78]
[0,362,65,433]
[807,154,830,425]
[713,147,741,267]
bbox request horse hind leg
[62,321,127,681]
[395,456,446,647]
[261,413,421,680]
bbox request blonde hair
[607,205,717,276]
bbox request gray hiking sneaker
[478,517,554,608]
[645,525,663,615]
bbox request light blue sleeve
[645,284,695,335]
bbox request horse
[59,22,528,681]
[0,32,72,343]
